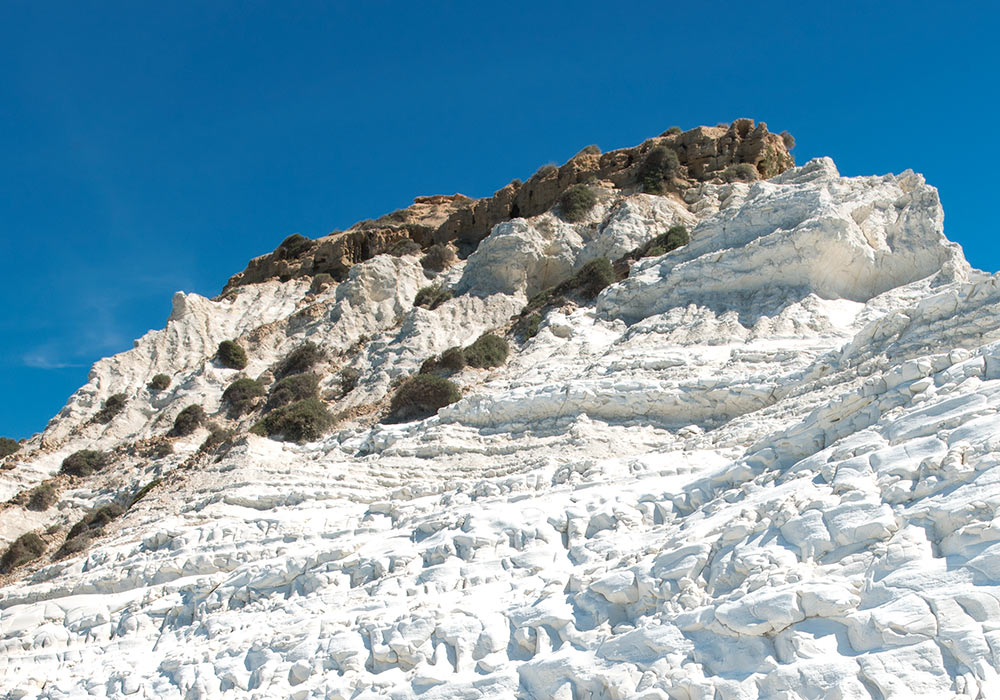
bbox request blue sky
[1,1,998,439]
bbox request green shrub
[170,405,205,437]
[388,238,422,257]
[1,532,46,573]
[639,145,680,193]
[216,340,248,370]
[414,285,453,310]
[340,368,360,395]
[560,185,597,223]
[251,398,335,442]
[266,373,319,411]
[275,342,324,379]
[148,374,171,392]
[0,437,20,458]
[439,346,467,372]
[389,375,461,420]
[60,449,109,477]
[464,334,509,369]
[579,145,601,156]
[420,244,457,272]
[664,126,683,136]
[222,377,266,417]
[199,424,235,454]
[780,130,796,150]
[722,163,759,183]
[571,258,616,299]
[309,273,334,294]
[93,393,127,424]
[67,504,125,540]
[54,534,90,560]
[641,225,690,259]
[26,482,58,511]
[278,233,313,259]
[521,313,542,339]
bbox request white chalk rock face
[601,158,969,322]
[4,157,1000,700]
[458,193,694,298]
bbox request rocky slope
[3,123,1000,699]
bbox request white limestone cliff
[2,158,1000,699]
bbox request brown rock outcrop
[223,119,793,292]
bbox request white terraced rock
[2,158,1000,699]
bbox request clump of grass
[170,405,205,437]
[216,340,248,370]
[93,393,127,424]
[251,398,335,443]
[639,145,680,193]
[560,184,597,223]
[578,145,601,156]
[60,450,109,477]
[414,285,453,310]
[266,373,319,411]
[26,482,58,511]
[0,437,21,458]
[275,342,324,379]
[148,374,171,392]
[663,126,683,136]
[464,334,509,369]
[388,375,461,421]
[1,532,46,573]
[222,377,266,417]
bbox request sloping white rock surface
[2,159,1000,699]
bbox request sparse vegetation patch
[217,340,248,370]
[222,377,266,417]
[1,532,46,573]
[251,398,335,443]
[420,244,457,272]
[639,144,680,194]
[560,184,597,223]
[414,285,452,310]
[464,334,509,369]
[388,375,461,421]
[60,450,109,477]
[0,437,20,458]
[149,374,171,392]
[94,393,127,424]
[278,233,313,259]
[170,405,206,437]
[267,373,319,411]
[722,163,759,183]
[275,342,324,379]
[27,482,58,511]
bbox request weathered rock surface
[225,120,793,289]
[4,150,1000,700]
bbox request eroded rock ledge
[223,118,793,291]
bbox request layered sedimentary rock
[4,135,1000,699]
[224,119,793,289]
